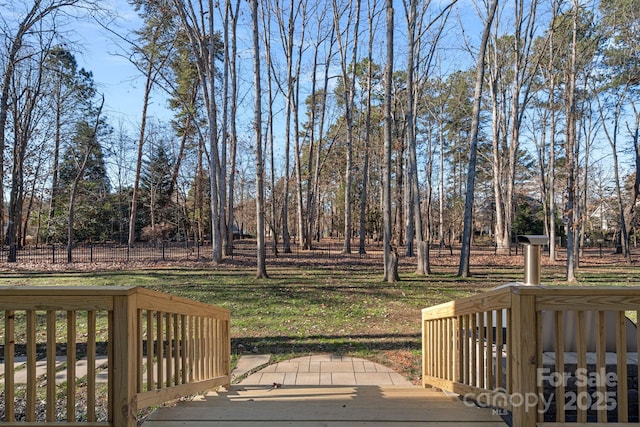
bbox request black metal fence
[0,239,382,265]
[0,241,211,264]
[0,238,630,265]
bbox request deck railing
[0,286,230,426]
[422,284,640,427]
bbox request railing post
[510,289,538,427]
[112,291,139,427]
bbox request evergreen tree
[139,142,175,242]
[55,116,112,243]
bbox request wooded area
[1,0,639,280]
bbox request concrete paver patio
[240,354,415,387]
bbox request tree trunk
[251,0,268,278]
[458,0,498,277]
[0,1,64,247]
[292,4,308,251]
[405,0,428,274]
[261,0,279,257]
[128,56,154,248]
[383,0,398,283]
[359,8,375,255]
[276,0,296,254]
[333,0,360,255]
[624,109,640,249]
[549,70,557,261]
[67,99,104,263]
[565,0,579,283]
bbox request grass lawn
[1,244,639,384]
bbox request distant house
[590,201,612,231]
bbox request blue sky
[74,0,172,129]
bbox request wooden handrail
[1,286,230,426]
[422,284,640,427]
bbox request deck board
[143,385,507,426]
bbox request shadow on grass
[231,332,421,355]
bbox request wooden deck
[142,385,507,426]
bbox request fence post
[111,291,139,427]
[510,288,538,427]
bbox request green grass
[2,257,640,382]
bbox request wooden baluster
[181,314,188,385]
[506,308,512,395]
[166,312,172,387]
[576,311,587,423]
[136,309,143,393]
[616,310,628,422]
[157,311,164,389]
[471,313,477,388]
[555,311,565,422]
[26,310,36,421]
[486,310,494,390]
[188,315,195,382]
[67,310,77,421]
[595,311,607,423]
[4,310,15,422]
[463,315,470,385]
[496,310,504,390]
[47,310,56,422]
[174,313,179,385]
[457,315,464,383]
[536,309,543,423]
[88,310,97,422]
[147,310,154,391]
[478,311,485,388]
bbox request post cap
[516,235,549,246]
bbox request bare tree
[333,0,361,254]
[458,0,498,277]
[626,105,640,243]
[223,0,241,256]
[404,0,426,272]
[564,0,580,282]
[271,0,304,253]
[250,0,268,278]
[126,4,174,248]
[6,38,51,259]
[487,0,541,255]
[597,89,632,262]
[0,0,91,247]
[403,0,456,274]
[541,0,562,261]
[359,0,382,255]
[66,97,105,262]
[260,0,280,256]
[383,0,399,282]
[306,1,335,250]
